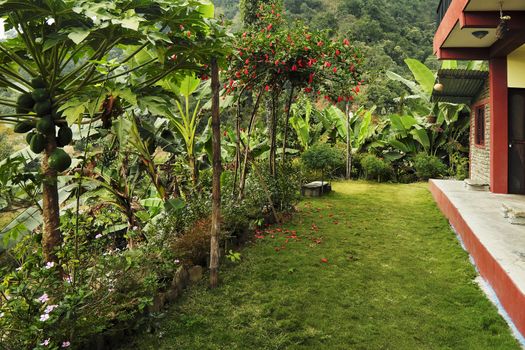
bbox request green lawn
[124,182,520,350]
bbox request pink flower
[40,313,50,322]
[62,341,71,348]
[37,293,49,303]
[45,304,58,314]
[95,234,102,239]
[45,262,54,269]
[40,339,50,346]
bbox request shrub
[360,154,392,182]
[301,143,344,181]
[413,153,447,180]
[449,152,469,180]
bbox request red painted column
[489,58,509,194]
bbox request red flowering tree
[227,0,363,182]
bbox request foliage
[0,208,178,349]
[360,154,391,182]
[413,153,447,180]
[301,143,344,180]
[227,0,363,104]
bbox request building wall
[508,44,525,88]
[469,80,491,185]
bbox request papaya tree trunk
[41,137,61,264]
[209,57,221,289]
[189,154,198,188]
[232,89,244,197]
[281,85,294,166]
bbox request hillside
[215,0,440,111]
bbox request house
[430,0,525,341]
[433,0,525,194]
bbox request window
[475,105,485,146]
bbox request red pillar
[489,58,509,194]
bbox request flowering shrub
[0,209,179,349]
[227,0,363,104]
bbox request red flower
[304,87,312,93]
[335,49,341,56]
[308,73,314,83]
[337,96,343,102]
[343,38,350,46]
[321,258,328,263]
[274,59,279,66]
[242,32,247,38]
[291,65,297,72]
[324,61,331,68]
[265,85,270,91]
[245,58,250,65]
[235,71,241,78]
[267,24,273,31]
[333,67,337,73]
[186,31,191,38]
[317,41,324,47]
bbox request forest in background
[215,0,439,113]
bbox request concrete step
[502,202,525,225]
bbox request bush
[413,153,447,180]
[301,143,344,181]
[360,154,392,182]
[449,152,469,180]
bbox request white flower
[37,293,49,303]
[45,262,55,269]
[44,304,58,314]
[174,259,180,264]
[64,276,73,284]
[16,266,22,272]
[61,341,71,348]
[46,18,55,25]
[132,226,139,231]
[95,234,102,239]
[0,312,4,318]
[40,338,50,346]
[39,313,50,322]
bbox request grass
[124,182,520,350]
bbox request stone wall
[469,80,491,185]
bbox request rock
[172,266,189,292]
[189,265,203,283]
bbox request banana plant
[158,74,208,187]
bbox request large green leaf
[178,74,201,98]
[410,127,430,150]
[404,58,436,98]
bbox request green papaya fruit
[48,148,71,172]
[34,100,52,116]
[30,133,46,154]
[31,76,47,89]
[14,121,35,133]
[57,126,73,146]
[32,88,50,103]
[17,93,35,110]
[36,115,54,134]
[26,131,36,144]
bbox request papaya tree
[0,0,227,263]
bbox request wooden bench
[301,181,331,197]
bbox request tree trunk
[232,90,243,197]
[345,102,352,180]
[269,93,278,177]
[189,154,198,188]
[209,57,221,289]
[281,85,295,166]
[238,88,263,200]
[41,136,61,264]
